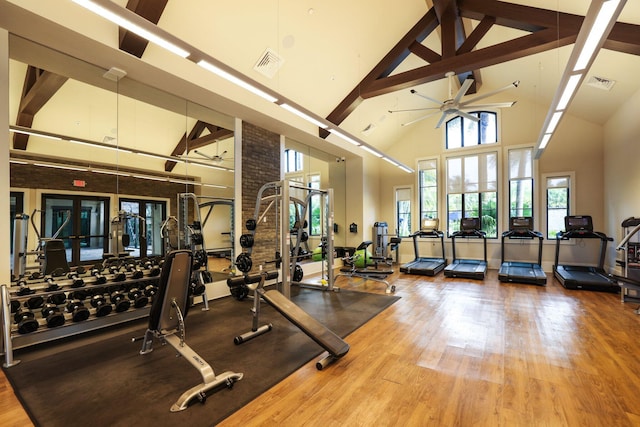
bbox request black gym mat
[4,287,399,427]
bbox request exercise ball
[312,246,325,261]
[353,249,371,268]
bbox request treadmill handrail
[451,229,487,263]
[501,229,544,265]
[410,229,445,261]
[554,229,613,270]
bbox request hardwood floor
[2,269,640,426]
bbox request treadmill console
[565,215,593,232]
[461,217,481,231]
[509,216,533,232]
[421,218,439,231]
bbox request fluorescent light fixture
[546,112,564,134]
[383,157,399,166]
[360,145,383,158]
[399,165,413,174]
[535,0,626,159]
[538,134,552,150]
[202,183,227,189]
[10,128,62,140]
[70,139,133,153]
[136,152,171,161]
[71,0,190,58]
[9,160,29,165]
[197,60,278,102]
[279,103,328,129]
[92,169,130,176]
[133,174,167,181]
[574,0,621,71]
[557,74,583,110]
[328,129,361,146]
[34,163,88,172]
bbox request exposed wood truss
[119,0,168,58]
[164,121,233,172]
[13,66,68,150]
[321,0,640,137]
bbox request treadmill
[444,217,487,280]
[400,218,447,276]
[553,215,618,292]
[498,217,547,285]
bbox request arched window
[445,111,497,149]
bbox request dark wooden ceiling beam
[164,122,233,172]
[457,15,495,54]
[188,128,234,151]
[604,22,640,56]
[13,66,68,150]
[321,9,439,138]
[119,0,168,58]
[408,41,441,64]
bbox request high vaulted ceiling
[5,0,640,161]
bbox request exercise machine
[336,241,396,293]
[444,217,487,280]
[105,210,146,259]
[498,217,546,285]
[138,250,243,412]
[400,218,446,276]
[611,217,640,310]
[227,270,349,370]
[553,215,617,292]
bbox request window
[308,174,321,236]
[446,152,498,237]
[284,149,303,173]
[418,159,438,223]
[395,187,412,237]
[119,198,167,257]
[508,147,533,218]
[446,111,497,149]
[546,176,571,239]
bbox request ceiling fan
[389,71,520,128]
[193,149,233,164]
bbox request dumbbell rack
[1,270,160,367]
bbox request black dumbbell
[127,288,149,308]
[143,284,158,299]
[109,266,126,282]
[110,291,131,313]
[126,263,144,279]
[67,270,85,288]
[24,295,44,310]
[190,280,206,296]
[10,299,21,313]
[90,294,113,317]
[14,308,39,334]
[66,300,90,322]
[41,303,65,328]
[16,279,35,296]
[69,289,89,301]
[44,277,60,292]
[91,267,107,285]
[47,292,66,306]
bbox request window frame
[394,186,413,238]
[542,172,575,240]
[418,158,439,225]
[445,111,498,150]
[507,146,535,221]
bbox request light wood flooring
[2,268,640,426]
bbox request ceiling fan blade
[458,102,517,110]
[194,149,215,160]
[453,77,474,104]
[410,89,444,106]
[401,111,441,127]
[389,107,441,113]
[435,112,449,129]
[459,80,520,106]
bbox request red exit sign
[73,179,86,188]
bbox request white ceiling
[4,0,640,161]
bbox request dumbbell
[143,284,158,299]
[24,295,44,310]
[46,292,66,306]
[90,294,113,317]
[14,308,39,334]
[44,277,60,292]
[68,289,89,301]
[10,300,21,313]
[125,263,144,279]
[66,300,90,322]
[16,279,35,296]
[110,291,131,313]
[41,303,65,328]
[67,268,85,288]
[109,266,126,282]
[127,288,149,308]
[91,267,107,285]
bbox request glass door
[119,198,166,258]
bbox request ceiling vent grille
[253,48,284,79]
[586,75,616,91]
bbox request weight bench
[336,241,396,293]
[138,250,243,412]
[227,271,350,370]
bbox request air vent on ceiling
[586,75,616,91]
[253,48,284,79]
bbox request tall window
[119,198,167,257]
[446,111,497,149]
[418,159,438,223]
[446,152,498,237]
[546,176,571,239]
[284,149,303,173]
[395,187,412,237]
[308,174,321,235]
[508,147,533,218]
